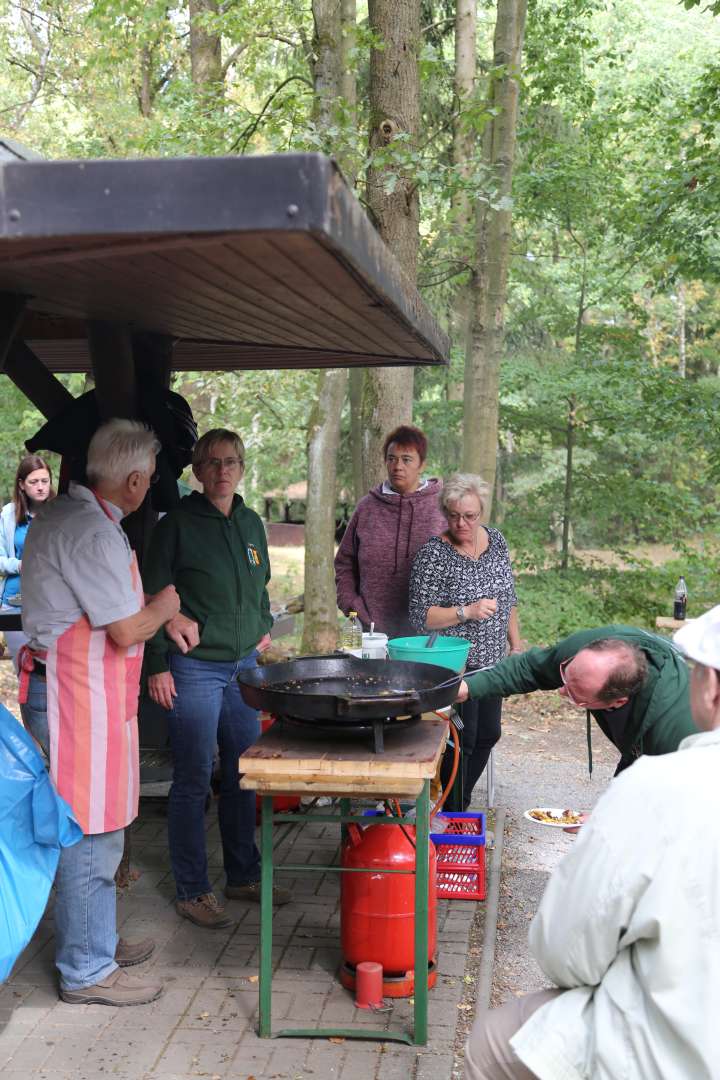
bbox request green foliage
[1,0,720,623]
[517,544,720,645]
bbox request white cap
[673,605,720,669]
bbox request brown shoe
[115,937,155,967]
[175,892,235,929]
[60,968,162,1006]
[225,881,292,906]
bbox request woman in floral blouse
[409,473,522,809]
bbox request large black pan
[238,655,460,723]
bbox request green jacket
[466,624,697,765]
[143,492,273,675]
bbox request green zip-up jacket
[142,492,272,675]
[465,625,697,765]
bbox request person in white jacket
[465,604,720,1080]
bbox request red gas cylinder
[339,820,437,997]
[254,714,301,824]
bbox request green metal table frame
[258,780,431,1045]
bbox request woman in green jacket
[144,428,288,929]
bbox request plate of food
[523,807,584,828]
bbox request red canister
[340,821,437,981]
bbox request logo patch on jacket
[247,544,261,568]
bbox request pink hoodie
[334,479,446,639]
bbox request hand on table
[466,598,498,621]
[165,612,200,654]
[148,671,177,710]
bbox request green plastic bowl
[387,635,471,673]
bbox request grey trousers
[464,988,563,1080]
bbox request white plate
[523,807,583,828]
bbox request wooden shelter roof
[0,153,448,372]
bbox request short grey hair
[440,473,490,517]
[86,419,160,486]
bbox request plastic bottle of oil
[342,611,363,650]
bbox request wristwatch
[456,605,468,624]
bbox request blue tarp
[0,704,82,983]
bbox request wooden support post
[133,331,174,389]
[87,320,137,419]
[87,320,149,889]
[128,333,175,569]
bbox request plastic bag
[0,704,82,983]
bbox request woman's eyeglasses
[446,511,480,524]
[203,457,243,470]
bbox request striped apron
[45,494,145,835]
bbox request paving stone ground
[1,793,484,1080]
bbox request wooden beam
[3,339,74,419]
[0,292,27,366]
[87,320,137,419]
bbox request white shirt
[21,483,140,650]
[511,727,720,1079]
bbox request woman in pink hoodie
[334,425,447,639]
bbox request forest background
[2,0,720,645]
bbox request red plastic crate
[431,812,486,901]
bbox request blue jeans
[167,652,261,900]
[20,669,49,762]
[54,830,124,989]
[21,672,122,990]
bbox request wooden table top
[239,713,447,797]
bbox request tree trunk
[349,368,364,502]
[360,0,421,491]
[677,280,687,378]
[449,0,477,399]
[312,0,342,128]
[301,0,353,652]
[188,0,223,100]
[561,397,576,571]
[138,44,154,117]
[301,368,348,652]
[340,0,357,116]
[463,0,527,519]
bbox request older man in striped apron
[19,419,191,1006]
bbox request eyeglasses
[446,511,480,524]
[558,659,591,708]
[201,456,243,470]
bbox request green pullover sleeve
[142,514,180,676]
[465,626,634,701]
[465,644,565,700]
